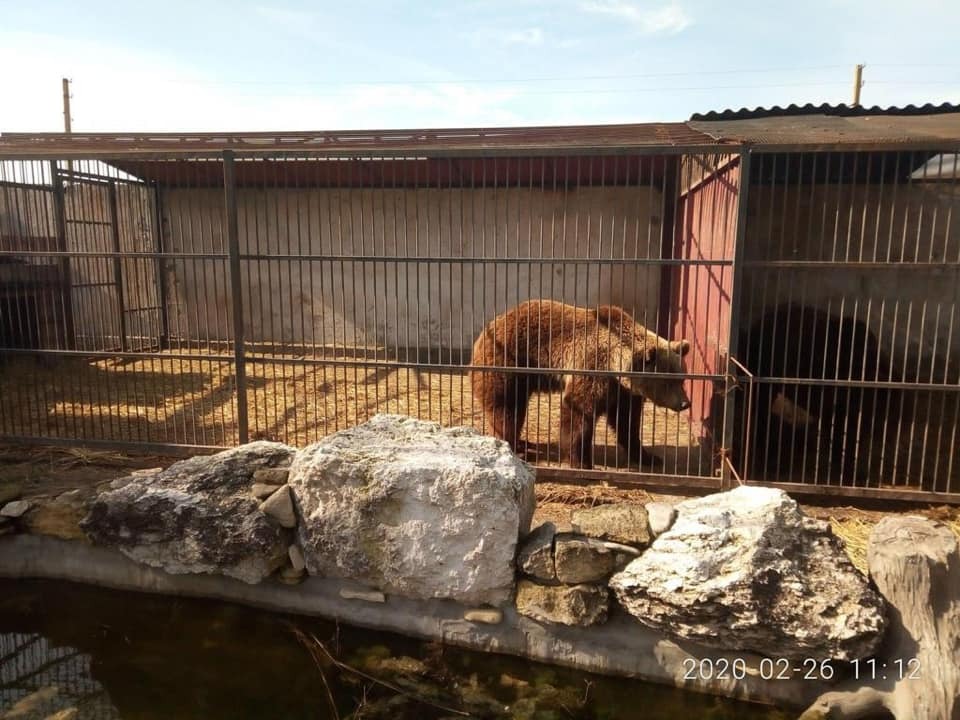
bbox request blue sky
[0,0,957,132]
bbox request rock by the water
[517,522,557,582]
[515,579,609,626]
[288,543,306,571]
[645,502,676,537]
[23,488,94,541]
[289,414,536,606]
[464,608,503,624]
[81,442,296,584]
[251,483,282,500]
[553,534,616,584]
[253,467,290,485]
[610,486,887,661]
[259,486,297,528]
[571,504,651,548]
[0,500,31,518]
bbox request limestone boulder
[645,502,677,537]
[571,503,651,548]
[517,522,558,582]
[610,486,887,661]
[553,534,617,584]
[81,442,296,584]
[288,414,536,605]
[515,579,609,626]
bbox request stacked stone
[514,502,676,627]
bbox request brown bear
[469,299,692,469]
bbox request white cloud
[580,0,692,34]
[0,31,524,132]
[503,28,545,46]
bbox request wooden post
[62,78,73,175]
[852,65,864,107]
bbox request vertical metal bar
[107,181,129,352]
[50,162,76,349]
[223,151,248,444]
[721,148,752,487]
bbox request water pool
[0,579,789,719]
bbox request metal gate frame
[2,137,958,504]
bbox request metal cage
[0,126,958,503]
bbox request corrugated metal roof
[0,122,722,158]
[690,102,960,122]
[689,108,960,150]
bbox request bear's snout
[678,399,691,412]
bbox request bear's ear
[671,339,691,357]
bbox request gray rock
[517,522,557,581]
[251,483,283,500]
[253,467,290,485]
[571,504,651,548]
[645,502,676,537]
[259,486,297,528]
[1,500,31,518]
[610,486,887,661]
[515,579,609,626]
[288,544,306,571]
[81,442,296,584]
[554,534,617,584]
[130,467,163,477]
[289,414,536,605]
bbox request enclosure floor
[0,350,711,476]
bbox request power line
[150,64,853,87]
[168,79,957,99]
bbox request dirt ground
[1,444,957,575]
[0,350,710,475]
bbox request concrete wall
[161,185,666,353]
[743,182,960,379]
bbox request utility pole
[62,77,73,174]
[62,78,72,133]
[852,64,864,107]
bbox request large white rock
[288,415,536,606]
[610,486,887,661]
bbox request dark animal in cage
[469,299,692,470]
[737,303,896,486]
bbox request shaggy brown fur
[470,299,691,469]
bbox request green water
[0,579,789,720]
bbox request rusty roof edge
[0,122,728,156]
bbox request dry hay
[829,506,960,575]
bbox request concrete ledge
[0,535,825,709]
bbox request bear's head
[616,336,692,412]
